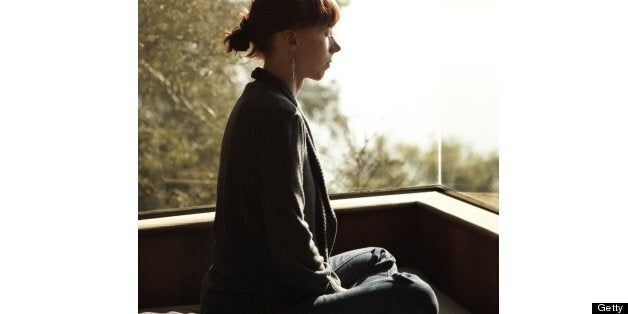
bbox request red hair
[225,0,340,58]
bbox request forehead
[301,24,331,34]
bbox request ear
[285,30,298,52]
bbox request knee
[366,247,397,272]
[392,273,439,314]
[368,247,396,262]
[368,247,393,256]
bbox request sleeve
[258,111,345,295]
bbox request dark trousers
[276,247,439,314]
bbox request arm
[258,111,344,295]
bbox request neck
[263,57,303,97]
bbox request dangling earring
[291,55,296,82]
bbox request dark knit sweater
[199,68,343,314]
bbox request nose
[330,35,341,53]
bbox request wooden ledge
[333,191,498,236]
[139,212,215,232]
[139,191,497,237]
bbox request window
[138,0,498,212]
[138,0,257,211]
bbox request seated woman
[199,0,439,313]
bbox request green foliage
[139,0,254,211]
[418,138,500,192]
[298,80,349,140]
[297,80,499,194]
[332,135,413,191]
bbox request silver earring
[291,56,296,82]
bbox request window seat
[139,187,498,313]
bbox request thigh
[277,272,438,314]
[329,247,398,288]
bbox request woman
[200,0,439,313]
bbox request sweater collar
[251,67,298,107]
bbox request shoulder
[241,80,299,117]
[227,80,306,140]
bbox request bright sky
[322,0,499,153]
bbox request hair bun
[225,18,251,53]
[225,28,251,52]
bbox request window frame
[138,184,498,220]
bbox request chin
[310,71,326,81]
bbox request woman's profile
[199,0,439,313]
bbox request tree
[417,138,499,192]
[327,134,498,193]
[297,80,498,194]
[138,0,254,211]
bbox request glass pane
[138,0,258,211]
[138,0,499,211]
[301,1,440,194]
[436,0,499,208]
[310,0,499,208]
